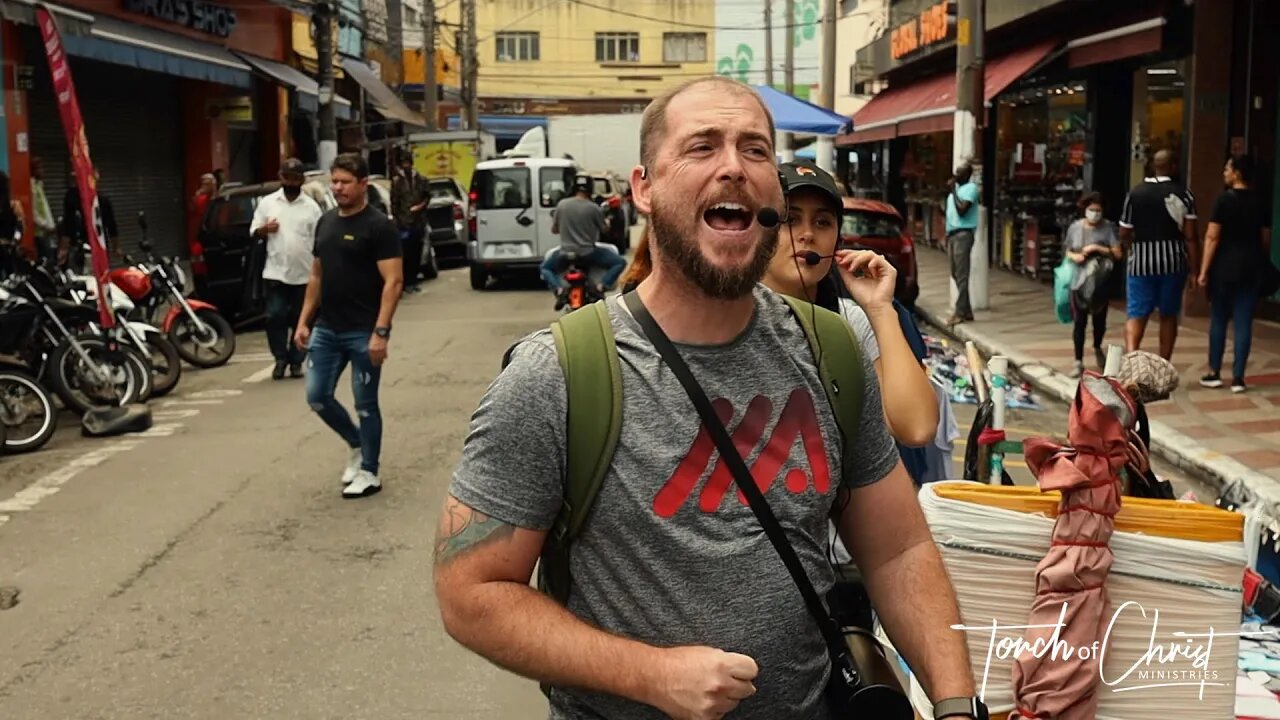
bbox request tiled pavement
[912,246,1280,484]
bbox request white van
[466,156,578,289]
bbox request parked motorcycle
[0,362,57,454]
[0,260,146,414]
[128,212,235,369]
[65,268,181,398]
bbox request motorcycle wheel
[170,309,236,369]
[0,368,58,454]
[121,344,153,404]
[142,331,182,398]
[47,336,142,415]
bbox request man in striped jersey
[1118,150,1198,360]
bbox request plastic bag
[1053,256,1074,324]
[1072,255,1115,315]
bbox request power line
[563,0,871,31]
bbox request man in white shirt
[250,158,323,380]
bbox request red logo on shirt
[653,389,831,518]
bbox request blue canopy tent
[753,85,851,136]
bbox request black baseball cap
[779,160,842,214]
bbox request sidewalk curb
[914,302,1278,496]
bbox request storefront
[839,0,1198,288]
[1,0,303,257]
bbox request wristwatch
[374,326,391,339]
[934,696,989,720]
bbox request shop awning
[837,41,1058,146]
[754,85,850,136]
[61,14,252,88]
[235,52,353,121]
[0,0,93,35]
[339,58,426,129]
[448,115,548,141]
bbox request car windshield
[593,178,612,197]
[429,181,459,201]
[204,195,255,230]
[541,167,576,207]
[842,211,902,238]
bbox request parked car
[838,198,919,309]
[423,176,469,264]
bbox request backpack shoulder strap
[539,300,623,605]
[781,295,864,472]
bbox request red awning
[837,40,1058,146]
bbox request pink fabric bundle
[1010,373,1135,719]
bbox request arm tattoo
[434,503,517,565]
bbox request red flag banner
[35,3,114,329]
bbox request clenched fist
[650,646,759,720]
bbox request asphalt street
[0,250,1218,719]
[0,266,552,719]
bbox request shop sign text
[891,1,952,60]
[124,0,238,39]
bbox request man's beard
[649,191,778,300]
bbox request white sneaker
[341,448,362,485]
[342,469,381,499]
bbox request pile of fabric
[1238,621,1280,719]
[922,335,1041,410]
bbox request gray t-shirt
[554,196,605,254]
[450,285,900,719]
[837,297,880,364]
[1064,219,1120,280]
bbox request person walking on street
[944,163,979,326]
[434,77,980,720]
[1118,149,1198,360]
[390,148,429,294]
[1198,153,1272,393]
[1065,192,1123,377]
[295,153,403,499]
[30,157,58,265]
[251,158,322,380]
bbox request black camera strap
[623,291,853,667]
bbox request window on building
[405,7,417,26]
[596,32,640,63]
[496,31,540,62]
[662,32,707,63]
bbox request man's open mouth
[703,202,753,232]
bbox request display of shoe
[343,469,382,498]
[1231,379,1248,394]
[272,361,286,380]
[1070,360,1084,378]
[341,447,362,485]
[289,362,304,379]
[1199,373,1224,389]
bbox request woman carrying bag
[1064,192,1123,377]
[1198,153,1273,393]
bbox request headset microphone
[802,251,836,266]
[756,207,782,228]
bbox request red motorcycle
[111,213,236,369]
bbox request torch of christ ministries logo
[950,600,1262,700]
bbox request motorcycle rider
[539,174,626,309]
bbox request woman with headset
[763,160,938,449]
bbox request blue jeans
[305,325,383,474]
[1208,280,1259,382]
[539,247,627,290]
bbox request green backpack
[528,295,865,606]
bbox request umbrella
[1011,372,1136,719]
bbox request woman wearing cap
[762,160,938,449]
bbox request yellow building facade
[435,0,716,101]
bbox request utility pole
[815,0,837,172]
[954,0,988,310]
[314,0,337,170]
[781,0,795,161]
[423,0,438,130]
[764,0,774,89]
[464,0,478,130]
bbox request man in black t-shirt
[1118,150,1198,360]
[296,153,404,499]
